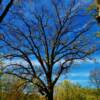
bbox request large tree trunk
[46,87,54,100]
[46,91,53,100]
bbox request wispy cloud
[73,58,97,64]
[3,59,40,66]
[69,72,89,77]
[69,79,89,85]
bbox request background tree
[87,0,100,23]
[89,68,100,99]
[55,80,98,100]
[0,0,98,100]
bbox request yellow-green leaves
[96,32,100,38]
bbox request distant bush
[0,78,100,100]
[54,80,100,100]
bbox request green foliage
[0,78,100,100]
[86,3,97,17]
[87,4,96,12]
[96,32,100,38]
[54,80,100,100]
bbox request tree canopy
[0,0,99,100]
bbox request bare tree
[90,68,100,99]
[90,68,100,89]
[0,0,98,100]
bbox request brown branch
[5,63,32,75]
[2,38,36,74]
[0,0,14,22]
[26,23,47,75]
[53,65,64,85]
[57,25,91,54]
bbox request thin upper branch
[0,0,14,22]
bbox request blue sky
[67,58,100,87]
[0,0,100,87]
[63,0,100,86]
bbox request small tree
[0,0,98,100]
[90,68,100,99]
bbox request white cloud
[3,59,40,66]
[69,72,89,77]
[73,59,84,64]
[69,79,89,84]
[73,58,97,64]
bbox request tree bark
[46,90,53,100]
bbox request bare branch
[0,0,14,22]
